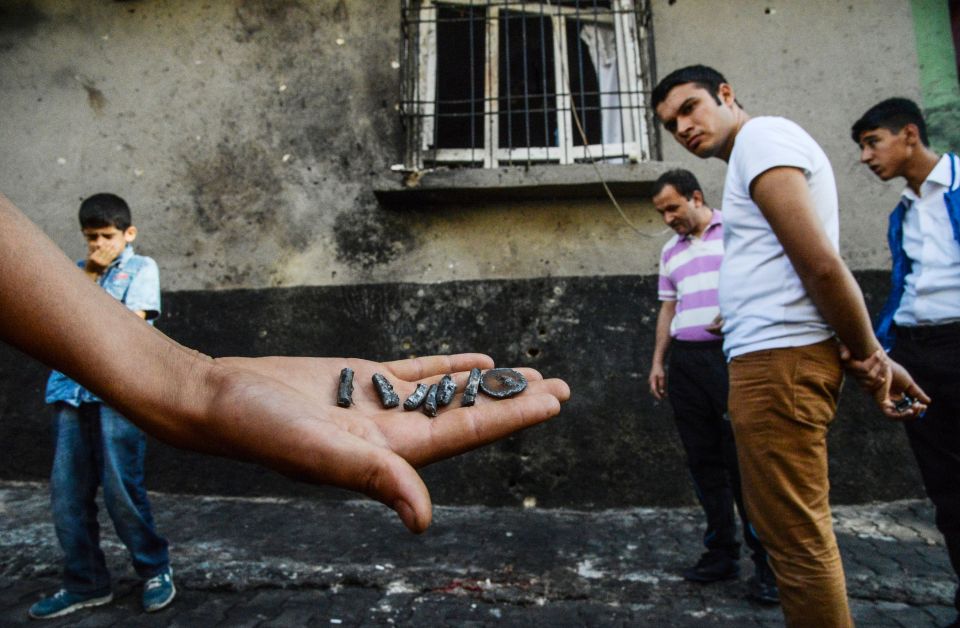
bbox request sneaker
[747,560,780,605]
[142,567,176,613]
[28,589,113,619]
[682,550,740,583]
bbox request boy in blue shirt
[30,193,175,619]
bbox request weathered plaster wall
[0,0,663,292]
[652,0,924,271]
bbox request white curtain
[579,22,622,161]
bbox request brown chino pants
[728,339,851,628]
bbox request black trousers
[667,340,767,565]
[893,323,960,613]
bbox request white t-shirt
[719,116,839,359]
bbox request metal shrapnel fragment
[372,373,400,408]
[461,368,481,406]
[894,394,916,413]
[479,368,527,399]
[423,384,439,417]
[337,368,354,408]
[403,383,429,410]
[437,374,456,406]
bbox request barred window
[400,0,654,169]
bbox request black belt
[894,321,960,341]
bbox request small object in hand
[337,368,354,408]
[461,368,481,406]
[894,394,916,413]
[479,368,527,399]
[403,383,429,410]
[423,384,439,417]
[372,373,400,408]
[436,374,456,406]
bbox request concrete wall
[0,0,938,506]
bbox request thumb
[352,447,434,533]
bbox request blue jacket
[876,153,960,350]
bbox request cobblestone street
[1,481,956,626]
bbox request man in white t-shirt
[652,65,929,628]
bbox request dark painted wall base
[0,271,921,508]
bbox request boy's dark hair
[850,98,928,146]
[79,193,132,231]
[651,65,731,111]
[652,169,704,202]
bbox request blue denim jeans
[50,403,169,594]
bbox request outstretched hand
[206,353,570,533]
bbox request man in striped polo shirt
[648,169,777,603]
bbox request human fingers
[879,397,925,421]
[403,389,565,467]
[648,372,665,400]
[384,353,495,382]
[296,426,434,533]
[345,445,434,533]
[902,379,931,405]
[856,352,889,390]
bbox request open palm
[210,353,570,532]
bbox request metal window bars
[400,0,655,169]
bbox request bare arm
[750,168,928,417]
[0,192,570,532]
[648,300,675,400]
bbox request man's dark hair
[652,169,704,202]
[651,65,730,111]
[78,193,132,231]
[850,98,929,147]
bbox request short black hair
[78,193,132,231]
[851,98,929,147]
[651,65,730,111]
[652,169,704,202]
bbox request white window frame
[411,0,650,169]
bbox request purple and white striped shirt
[657,210,724,342]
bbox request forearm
[798,255,882,360]
[651,302,675,367]
[0,193,220,446]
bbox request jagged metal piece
[337,368,354,408]
[423,384,439,417]
[479,368,527,399]
[403,383,429,410]
[894,394,916,413]
[372,373,400,408]
[437,374,456,406]
[461,368,481,407]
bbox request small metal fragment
[403,383,429,410]
[372,373,400,408]
[894,394,915,413]
[436,374,456,406]
[479,368,527,399]
[337,368,354,408]
[422,384,439,417]
[461,368,481,406]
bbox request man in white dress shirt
[852,97,960,628]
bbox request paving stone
[1,482,956,626]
